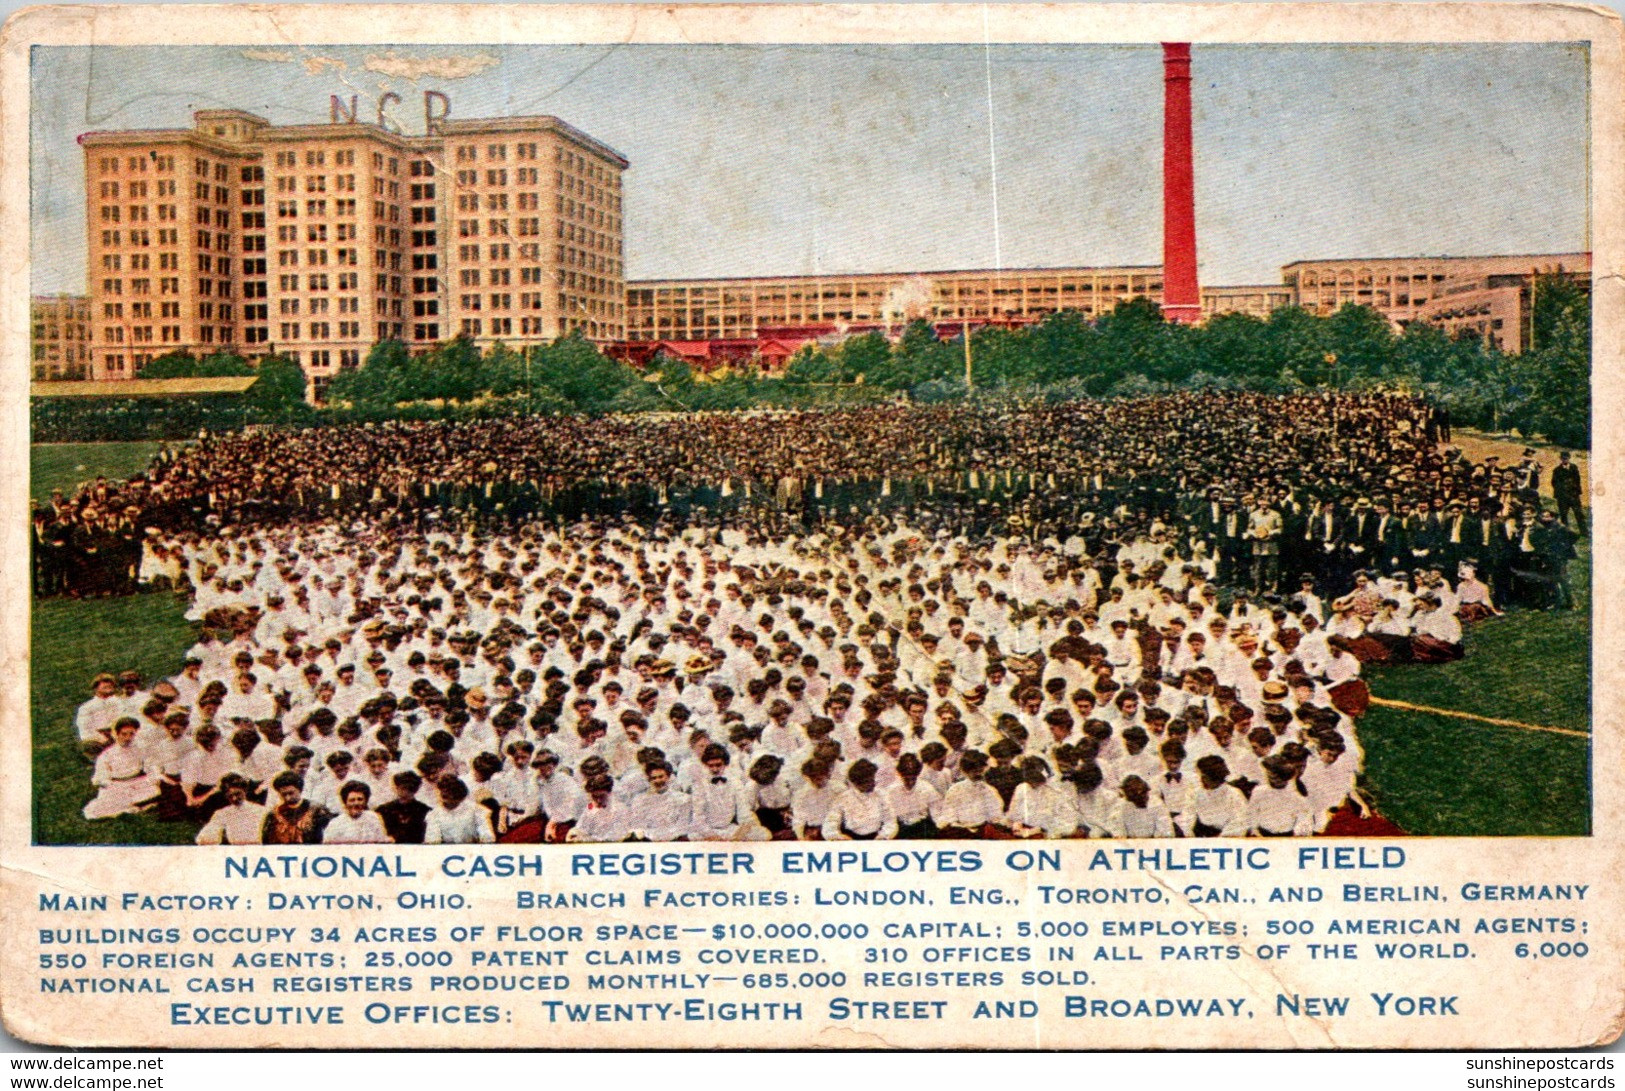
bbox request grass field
[27,439,1594,843]
[31,441,165,502]
[1355,542,1591,836]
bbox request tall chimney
[1161,43,1201,324]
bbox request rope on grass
[1367,696,1590,739]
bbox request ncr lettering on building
[79,92,628,384]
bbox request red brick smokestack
[1161,43,1201,324]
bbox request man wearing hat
[1551,451,1584,535]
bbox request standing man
[1551,451,1585,537]
[1247,495,1283,594]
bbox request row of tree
[103,274,1588,446]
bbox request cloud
[303,55,348,77]
[363,50,500,82]
[240,49,295,63]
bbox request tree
[1323,304,1397,380]
[1190,312,1271,383]
[244,355,309,422]
[836,331,890,385]
[885,320,956,389]
[137,350,253,380]
[1262,306,1330,384]
[527,332,645,413]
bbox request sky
[28,40,1590,294]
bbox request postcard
[1,2,1621,1049]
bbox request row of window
[276,297,362,314]
[97,180,178,198]
[272,149,358,169]
[273,321,367,339]
[274,198,363,218]
[95,155,176,175]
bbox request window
[460,294,481,311]
[460,318,482,336]
[306,175,327,193]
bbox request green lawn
[30,441,165,502]
[1357,541,1591,836]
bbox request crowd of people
[53,392,1586,842]
[36,393,1583,607]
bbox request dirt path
[1447,429,1588,499]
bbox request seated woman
[1362,598,1414,663]
[84,718,160,820]
[1455,562,1502,624]
[1409,593,1465,663]
[1332,570,1384,624]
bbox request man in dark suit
[1339,500,1378,588]
[1551,451,1585,536]
[1371,497,1404,574]
[1530,509,1579,610]
[1303,498,1345,589]
[1215,498,1248,587]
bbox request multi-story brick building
[1278,252,1590,325]
[30,294,92,380]
[81,107,627,390]
[625,266,1172,343]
